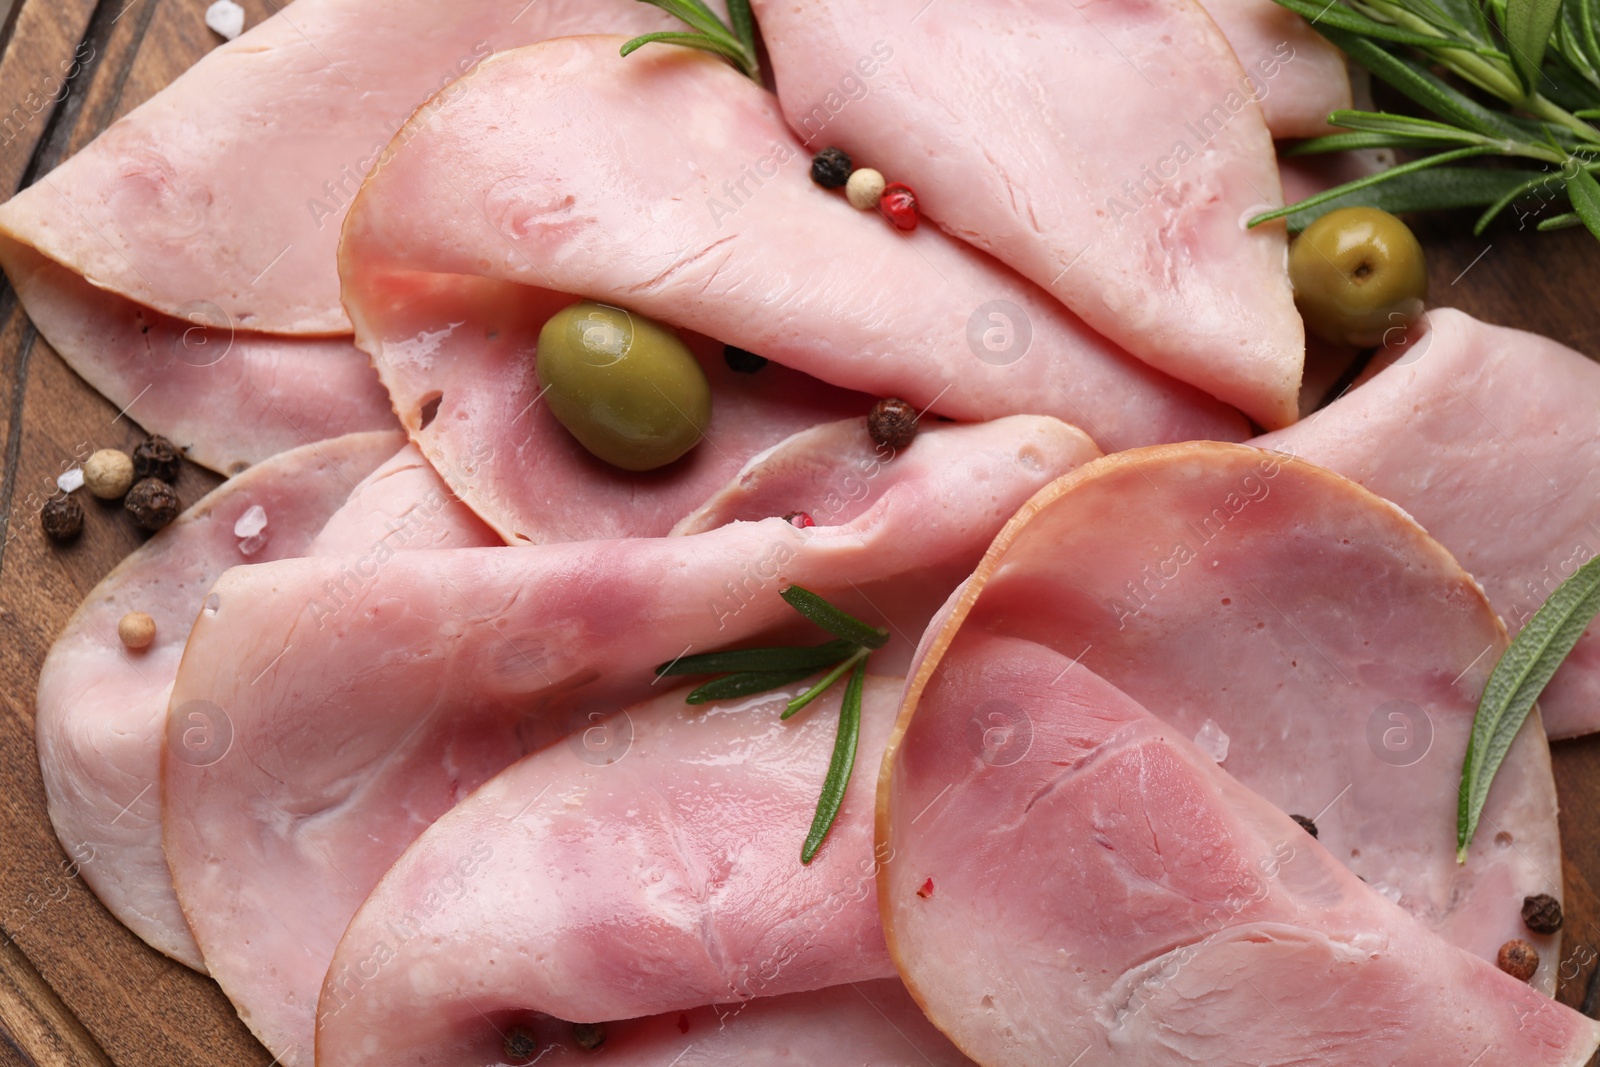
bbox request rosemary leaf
[1537,209,1586,226]
[1505,0,1565,90]
[781,586,890,650]
[686,667,820,705]
[782,647,869,720]
[1272,0,1481,48]
[657,638,857,677]
[640,0,736,41]
[725,0,759,62]
[801,656,867,864]
[1458,555,1600,860]
[1279,166,1550,230]
[1567,165,1600,236]
[1283,131,1450,154]
[1327,109,1497,143]
[1250,146,1498,226]
[620,31,749,66]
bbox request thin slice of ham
[316,678,902,1065]
[879,631,1600,1066]
[1,244,394,474]
[1197,0,1351,136]
[1256,308,1600,739]
[0,0,687,334]
[305,442,501,555]
[162,416,1098,1063]
[35,430,399,970]
[748,0,1304,427]
[340,37,1250,495]
[354,275,869,543]
[324,978,974,1066]
[886,441,1563,988]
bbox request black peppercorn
[571,1022,605,1051]
[724,345,768,374]
[502,1027,537,1062]
[41,496,84,542]
[867,397,918,452]
[810,146,852,189]
[132,434,182,483]
[1290,814,1318,838]
[1522,893,1564,935]
[125,478,180,531]
[1497,938,1539,982]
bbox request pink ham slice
[161,416,1098,1063]
[324,978,973,1067]
[879,630,1600,1066]
[34,430,399,970]
[885,441,1564,989]
[0,243,394,474]
[747,0,1304,427]
[316,678,902,1065]
[0,0,687,334]
[352,275,869,543]
[304,442,501,555]
[339,38,1249,505]
[1198,0,1352,136]
[0,0,690,471]
[1256,308,1600,739]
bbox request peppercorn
[131,435,182,483]
[867,397,918,452]
[879,182,919,231]
[40,496,84,542]
[84,448,136,500]
[810,147,852,189]
[1290,814,1318,838]
[724,345,768,374]
[846,167,887,210]
[502,1027,537,1062]
[571,1022,606,1051]
[1522,893,1564,935]
[783,511,815,528]
[125,478,180,531]
[1497,939,1539,982]
[917,877,935,899]
[118,611,157,650]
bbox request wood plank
[0,0,96,196]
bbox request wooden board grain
[0,2,1597,1063]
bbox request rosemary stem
[782,647,870,720]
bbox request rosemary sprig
[620,0,761,81]
[1458,556,1600,860]
[1254,0,1600,241]
[654,584,889,863]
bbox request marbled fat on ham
[34,431,399,970]
[339,36,1250,492]
[880,631,1600,1066]
[1257,309,1600,739]
[162,416,1099,1063]
[315,679,903,1064]
[749,0,1304,426]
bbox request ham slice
[1197,0,1351,136]
[747,0,1304,427]
[316,678,902,1064]
[0,244,393,474]
[161,416,1098,1063]
[0,0,689,471]
[879,631,1600,1066]
[34,430,399,970]
[1256,308,1600,739]
[323,978,973,1066]
[339,37,1249,498]
[350,275,869,543]
[880,441,1563,988]
[304,442,501,555]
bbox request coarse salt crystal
[1371,881,1404,905]
[234,504,267,538]
[205,0,246,41]
[58,468,84,493]
[237,532,269,557]
[1194,718,1230,763]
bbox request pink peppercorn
[879,182,919,231]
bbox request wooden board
[0,2,1598,1063]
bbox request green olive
[1289,207,1427,348]
[536,302,712,472]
